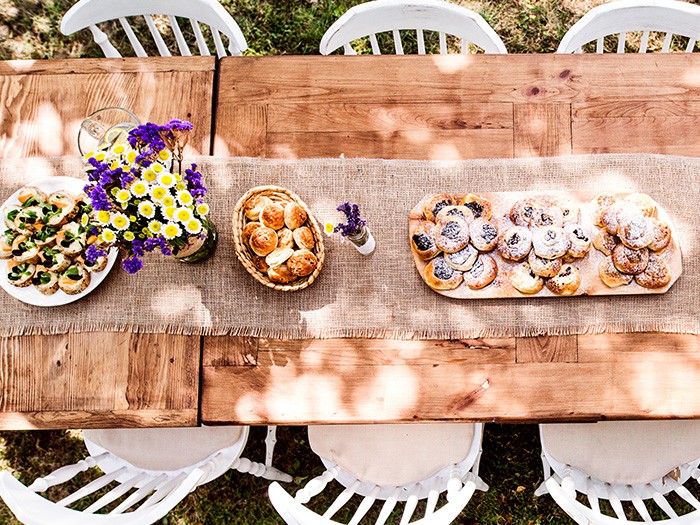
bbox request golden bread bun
[284,202,308,230]
[460,194,492,221]
[592,229,617,256]
[510,262,544,294]
[612,244,649,275]
[598,257,633,288]
[268,264,296,284]
[469,219,499,252]
[528,250,562,278]
[463,254,498,290]
[411,220,441,260]
[434,216,470,254]
[249,226,278,256]
[545,264,581,296]
[244,195,272,221]
[635,252,672,289]
[624,193,657,218]
[277,228,294,248]
[531,226,570,260]
[445,244,478,271]
[288,249,318,277]
[293,226,315,251]
[265,246,294,268]
[497,226,532,262]
[591,193,617,227]
[242,221,262,246]
[647,218,671,252]
[260,203,286,230]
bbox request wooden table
[203,54,700,425]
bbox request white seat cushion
[541,420,700,485]
[309,423,475,487]
[83,426,244,471]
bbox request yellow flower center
[124,231,135,241]
[152,163,163,173]
[162,196,175,208]
[158,150,171,161]
[143,169,157,182]
[151,187,167,201]
[97,210,110,224]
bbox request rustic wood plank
[0,410,197,430]
[0,57,215,75]
[578,333,700,360]
[266,129,514,160]
[203,336,258,366]
[0,57,215,158]
[212,104,266,157]
[573,100,700,119]
[516,336,578,364]
[513,104,572,157]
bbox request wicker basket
[232,186,325,292]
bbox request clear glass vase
[172,218,218,263]
[347,225,375,255]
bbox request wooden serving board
[408,191,682,299]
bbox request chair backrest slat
[392,29,404,54]
[417,29,426,54]
[674,485,700,510]
[376,490,399,525]
[662,32,673,52]
[212,29,226,58]
[118,17,147,57]
[111,473,168,514]
[399,493,419,525]
[630,492,654,522]
[369,34,380,54]
[424,488,439,516]
[439,32,447,54]
[349,486,379,525]
[639,30,650,53]
[596,36,604,53]
[168,15,192,56]
[687,38,697,52]
[190,19,211,55]
[617,32,626,53]
[144,14,171,56]
[56,466,128,507]
[83,472,147,513]
[652,493,680,518]
[140,472,188,510]
[322,479,359,519]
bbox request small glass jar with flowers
[324,202,375,255]
[82,119,215,274]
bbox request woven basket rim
[232,185,325,292]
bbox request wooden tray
[408,191,682,299]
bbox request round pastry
[33,224,58,248]
[460,194,492,221]
[509,198,537,226]
[469,219,499,252]
[58,264,91,295]
[545,264,581,296]
[463,254,498,290]
[277,228,295,249]
[601,200,642,236]
[509,262,544,294]
[424,256,463,290]
[249,226,278,257]
[78,252,108,273]
[436,205,472,224]
[14,206,44,234]
[591,193,617,227]
[528,250,562,278]
[532,227,570,260]
[260,203,286,230]
[6,261,35,288]
[423,194,455,222]
[445,244,478,271]
[244,195,272,221]
[564,223,591,259]
[618,216,654,250]
[598,257,634,288]
[241,221,262,246]
[411,220,441,260]
[498,226,532,262]
[557,198,581,225]
[32,267,59,295]
[265,246,294,268]
[17,186,46,206]
[284,202,308,230]
[612,244,649,275]
[268,264,296,284]
[287,249,318,277]
[251,254,270,273]
[624,193,657,218]
[647,218,672,252]
[592,229,617,256]
[434,216,470,254]
[530,206,564,228]
[635,252,672,289]
[293,226,315,251]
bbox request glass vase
[173,218,218,263]
[347,225,375,255]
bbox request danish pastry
[423,194,455,222]
[592,229,617,256]
[618,216,653,250]
[545,264,581,296]
[598,257,634,288]
[532,226,570,260]
[564,223,591,259]
[647,218,671,252]
[293,226,315,251]
[284,202,308,230]
[635,252,672,289]
[436,205,472,224]
[558,198,581,225]
[434,216,470,254]
[528,250,562,278]
[244,195,272,221]
[424,256,463,290]
[268,264,296,284]
[601,200,642,236]
[469,219,499,252]
[624,193,657,218]
[591,193,617,227]
[260,203,286,230]
[530,206,564,228]
[510,262,544,294]
[411,220,441,260]
[509,198,537,226]
[463,254,498,290]
[460,194,492,221]
[497,226,532,261]
[612,244,649,275]
[249,226,278,257]
[445,244,478,271]
[287,249,318,277]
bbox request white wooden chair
[319,0,507,55]
[268,423,487,525]
[536,421,700,524]
[0,425,291,524]
[60,0,247,58]
[557,0,700,54]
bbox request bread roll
[460,194,492,221]
[293,226,315,251]
[244,195,272,221]
[284,202,308,230]
[288,249,318,277]
[249,226,278,256]
[268,264,296,284]
[260,203,286,230]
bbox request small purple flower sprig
[333,202,366,237]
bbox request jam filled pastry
[591,193,617,227]
[601,200,642,236]
[460,194,492,221]
[612,244,649,275]
[592,229,617,256]
[423,194,456,222]
[434,216,470,254]
[528,250,562,278]
[411,220,441,261]
[564,223,591,259]
[509,198,537,226]
[497,226,532,261]
[647,218,672,252]
[424,256,463,290]
[618,216,653,250]
[530,206,564,228]
[463,254,498,290]
[557,198,581,225]
[469,219,499,252]
[435,205,472,224]
[545,264,581,296]
[532,226,570,260]
[598,257,634,288]
[635,252,672,289]
[445,244,478,271]
[509,262,544,294]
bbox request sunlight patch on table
[431,55,472,74]
[150,284,211,325]
[429,142,462,160]
[352,367,418,419]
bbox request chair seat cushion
[308,423,475,487]
[541,420,700,485]
[83,426,244,471]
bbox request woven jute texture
[0,154,698,339]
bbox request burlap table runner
[0,154,698,339]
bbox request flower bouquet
[324,202,375,255]
[82,119,215,273]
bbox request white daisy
[185,218,202,235]
[110,212,130,231]
[138,201,156,219]
[162,222,182,240]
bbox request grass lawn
[1,0,699,523]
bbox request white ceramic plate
[0,176,118,307]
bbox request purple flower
[84,244,106,264]
[334,202,366,237]
[144,236,172,256]
[122,256,143,274]
[184,164,208,197]
[130,239,145,257]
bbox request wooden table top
[1,54,700,429]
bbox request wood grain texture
[0,57,215,158]
[0,333,199,429]
[513,104,572,157]
[203,336,258,366]
[517,336,578,364]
